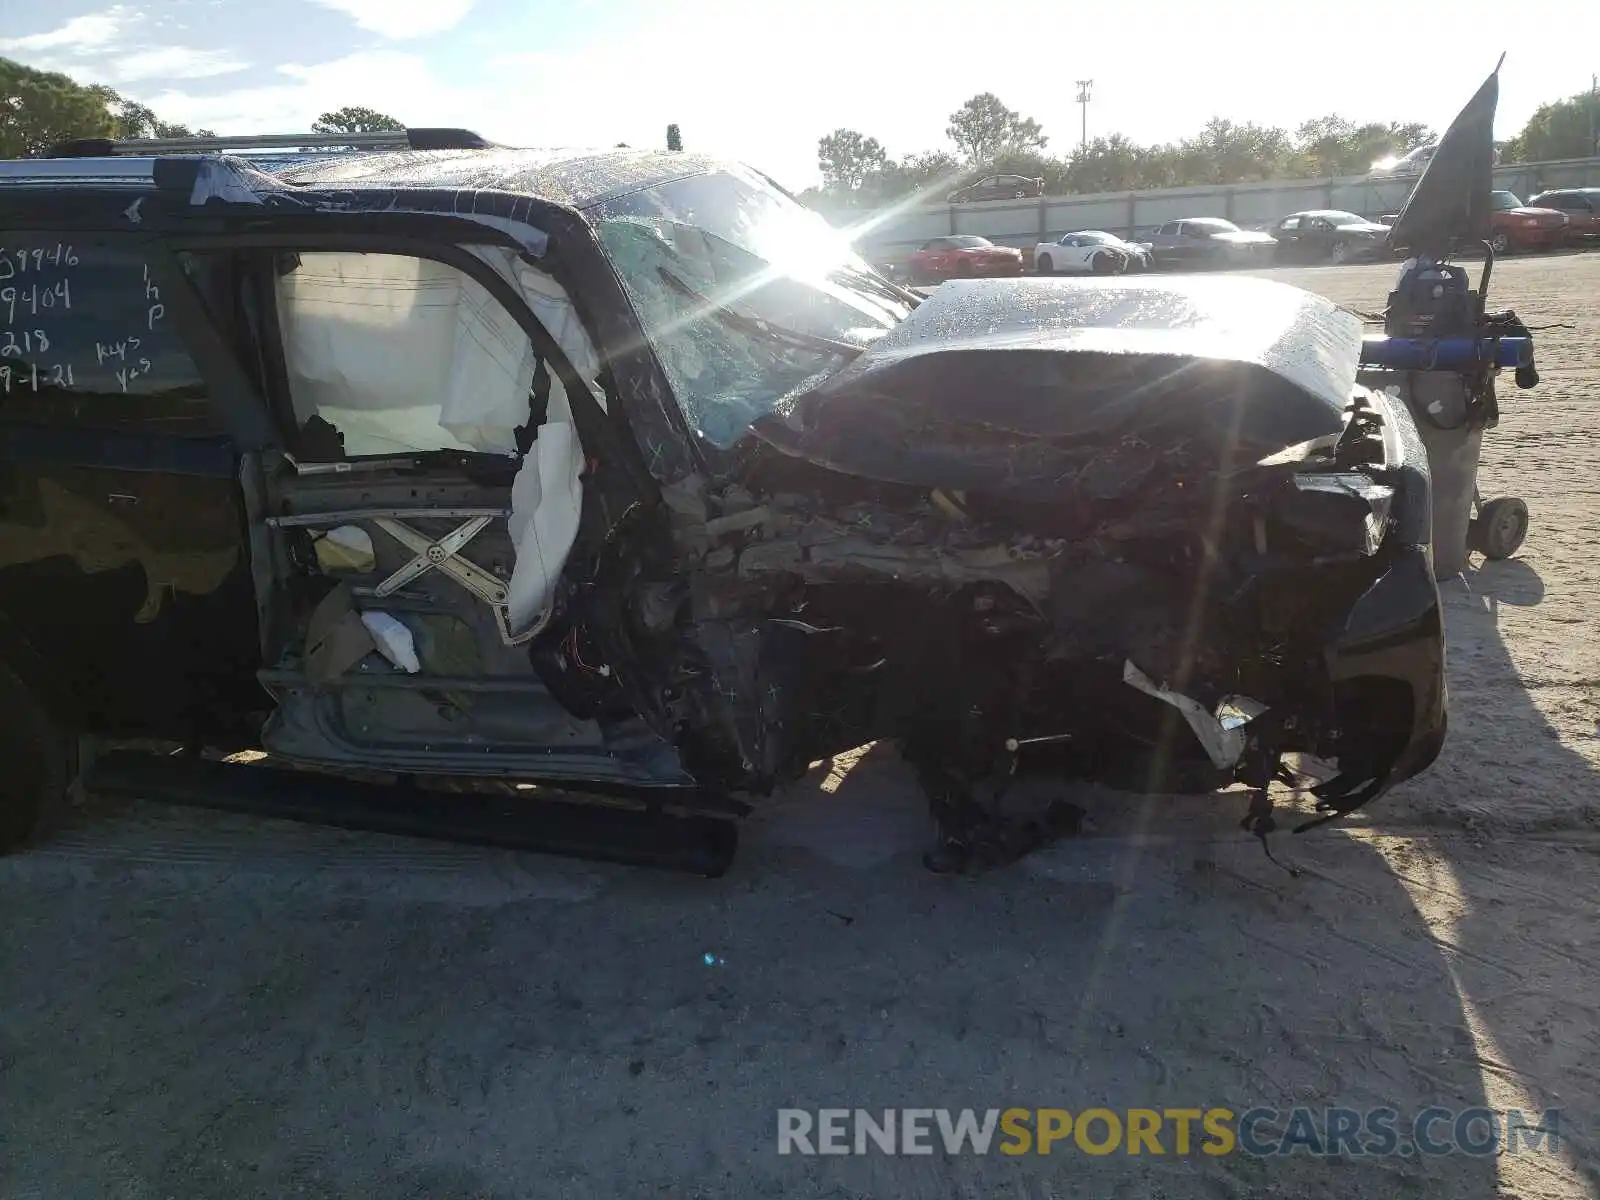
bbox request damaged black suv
[0,130,1445,874]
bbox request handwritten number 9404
[0,280,72,324]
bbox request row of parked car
[897,186,1600,282]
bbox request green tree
[1176,118,1294,184]
[1292,115,1434,177]
[311,106,404,134]
[0,57,116,157]
[666,123,682,151]
[83,87,211,139]
[945,92,1047,163]
[804,86,1590,204]
[1501,90,1600,162]
[1062,134,1150,193]
[867,149,962,203]
[1384,121,1435,154]
[816,127,887,197]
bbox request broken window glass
[593,168,909,449]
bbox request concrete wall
[839,156,1600,266]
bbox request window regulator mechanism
[367,516,549,646]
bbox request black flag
[1385,55,1503,257]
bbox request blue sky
[1,0,1594,190]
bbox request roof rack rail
[46,128,496,158]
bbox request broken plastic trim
[1122,661,1267,771]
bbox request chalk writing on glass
[0,245,78,280]
[143,264,164,329]
[0,362,77,393]
[1,280,72,324]
[0,328,50,358]
[113,358,154,393]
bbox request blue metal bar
[1359,335,1533,370]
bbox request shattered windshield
[591,167,911,449]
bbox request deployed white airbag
[277,249,607,638]
[476,248,607,634]
[276,252,537,457]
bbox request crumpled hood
[752,275,1363,500]
[1213,230,1277,245]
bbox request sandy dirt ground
[3,254,1600,1200]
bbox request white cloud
[309,0,477,39]
[144,51,477,133]
[101,46,249,83]
[1,4,251,101]
[0,6,137,52]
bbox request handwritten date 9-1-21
[0,362,77,393]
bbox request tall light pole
[1075,79,1094,151]
[1590,73,1597,156]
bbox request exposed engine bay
[590,407,1431,869]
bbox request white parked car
[1033,230,1151,275]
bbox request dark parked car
[1527,188,1600,243]
[947,174,1045,204]
[0,131,1445,874]
[1269,210,1391,264]
[906,235,1024,283]
[1145,218,1277,269]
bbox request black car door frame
[169,218,705,676]
[0,229,275,736]
[168,210,810,792]
[165,226,660,517]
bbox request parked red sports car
[906,235,1024,284]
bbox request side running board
[83,751,738,877]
